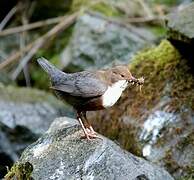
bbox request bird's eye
[121,74,124,77]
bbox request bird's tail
[37,57,63,77]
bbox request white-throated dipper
[37,57,144,140]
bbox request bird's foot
[81,131,102,140]
[86,126,97,135]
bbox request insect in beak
[129,76,144,91]
[137,77,144,92]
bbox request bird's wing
[51,72,108,98]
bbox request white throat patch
[102,80,128,108]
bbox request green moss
[150,26,167,37]
[71,0,90,12]
[152,0,178,6]
[128,39,194,117]
[127,40,179,117]
[4,162,33,180]
[131,40,180,68]
[71,0,123,17]
[90,2,123,17]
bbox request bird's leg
[77,111,99,140]
[82,112,102,139]
[77,111,91,140]
[79,112,90,134]
[82,112,96,135]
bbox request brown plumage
[37,57,144,140]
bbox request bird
[37,57,144,140]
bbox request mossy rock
[4,162,33,180]
[130,40,194,111]
[89,40,194,179]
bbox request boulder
[167,3,194,41]
[16,117,174,180]
[0,84,73,178]
[61,12,155,72]
[166,2,194,61]
[0,84,73,134]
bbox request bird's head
[111,65,144,85]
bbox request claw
[86,126,96,134]
[77,111,100,140]
[81,131,102,140]
[89,126,96,134]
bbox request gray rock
[20,117,173,180]
[0,83,73,178]
[61,12,155,72]
[167,3,194,41]
[0,83,73,134]
[166,2,194,60]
